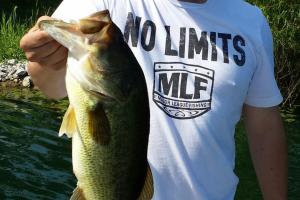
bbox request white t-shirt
[53,0,283,199]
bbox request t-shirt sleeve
[52,0,109,21]
[244,13,283,107]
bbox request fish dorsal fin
[138,165,154,200]
[79,10,111,34]
[88,103,111,145]
[79,19,108,34]
[87,10,111,23]
[59,105,77,138]
[70,186,86,200]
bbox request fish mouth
[39,20,89,60]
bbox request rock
[7,68,16,77]
[2,65,10,72]
[0,71,6,79]
[0,67,7,73]
[15,68,28,79]
[7,59,17,65]
[0,60,32,88]
[22,76,32,87]
[16,62,26,69]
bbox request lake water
[0,88,299,199]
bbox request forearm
[247,125,287,199]
[28,61,67,99]
[243,106,287,200]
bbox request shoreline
[0,59,33,88]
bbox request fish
[39,10,153,200]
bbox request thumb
[29,16,56,33]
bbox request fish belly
[66,67,150,200]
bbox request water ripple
[0,88,75,200]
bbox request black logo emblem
[153,62,214,119]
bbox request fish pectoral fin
[70,186,86,200]
[59,105,77,138]
[138,165,154,200]
[88,104,111,145]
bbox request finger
[36,16,55,25]
[51,57,68,71]
[20,16,56,50]
[20,30,54,50]
[25,41,61,62]
[29,16,55,32]
[40,45,68,67]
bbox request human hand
[20,16,68,73]
[19,16,68,99]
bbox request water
[0,88,75,199]
[0,88,299,199]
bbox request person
[20,0,287,199]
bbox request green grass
[0,0,61,22]
[0,7,29,61]
[0,0,61,62]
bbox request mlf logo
[153,62,214,119]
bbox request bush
[248,0,300,107]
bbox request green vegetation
[0,0,61,21]
[0,7,29,61]
[0,0,61,61]
[248,0,300,107]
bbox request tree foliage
[248,0,300,107]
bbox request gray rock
[19,64,26,70]
[0,71,6,79]
[0,60,31,86]
[7,68,16,76]
[0,67,7,73]
[16,62,24,68]
[19,71,28,79]
[2,65,10,72]
[7,59,17,65]
[15,68,28,79]
[22,76,32,87]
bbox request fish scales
[68,70,149,199]
[39,10,153,200]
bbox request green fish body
[39,10,153,200]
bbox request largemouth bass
[39,10,153,200]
